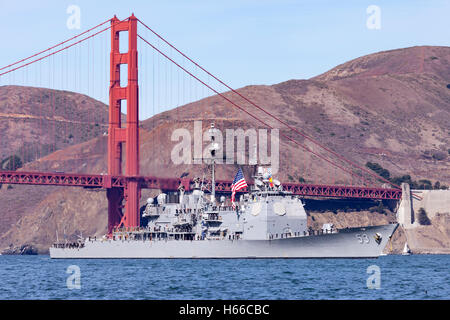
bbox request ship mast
[208,123,219,204]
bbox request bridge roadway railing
[0,170,402,200]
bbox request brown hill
[1,46,449,253]
[0,85,110,167]
[140,46,450,183]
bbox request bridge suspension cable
[0,18,127,77]
[136,18,401,189]
[136,31,394,189]
[0,18,111,73]
[0,17,128,173]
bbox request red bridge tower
[107,15,141,233]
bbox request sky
[0,0,449,118]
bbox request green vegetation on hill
[365,162,448,190]
[1,155,22,171]
[365,162,390,180]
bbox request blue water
[0,255,448,299]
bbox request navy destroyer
[50,124,398,259]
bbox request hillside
[0,85,110,167]
[0,45,449,253]
[141,46,450,183]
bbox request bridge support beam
[107,14,141,231]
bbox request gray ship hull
[50,224,397,259]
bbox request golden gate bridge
[0,14,405,234]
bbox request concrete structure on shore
[397,183,450,228]
[397,183,414,227]
[396,184,450,254]
[412,189,450,218]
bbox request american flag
[231,168,247,208]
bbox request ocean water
[0,255,448,300]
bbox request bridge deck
[0,170,402,200]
